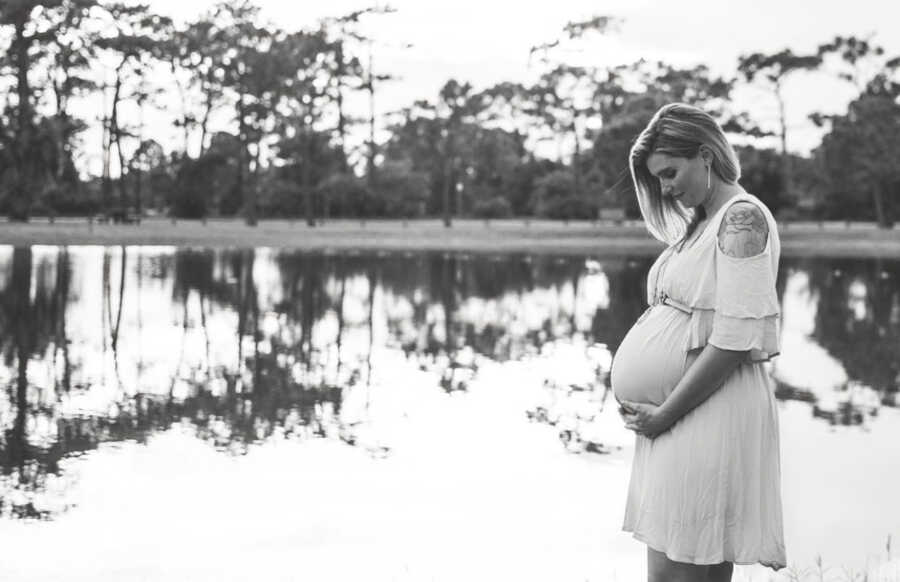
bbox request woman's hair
[629,103,741,245]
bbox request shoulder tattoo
[717,202,768,258]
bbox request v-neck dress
[610,192,787,570]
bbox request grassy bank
[1,217,899,257]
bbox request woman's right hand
[620,400,671,439]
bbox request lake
[0,246,898,581]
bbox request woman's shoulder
[714,192,777,227]
[726,192,775,216]
[715,192,778,258]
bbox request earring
[706,165,711,190]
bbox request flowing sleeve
[707,226,781,362]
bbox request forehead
[646,152,682,176]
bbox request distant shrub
[171,154,225,218]
[471,196,512,219]
[372,160,429,218]
[317,173,375,217]
[530,170,597,220]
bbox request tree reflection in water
[803,258,900,394]
[775,257,900,425]
[0,249,896,519]
[0,248,73,519]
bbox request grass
[387,551,900,582]
[772,549,898,582]
[0,217,898,257]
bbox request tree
[463,125,525,213]
[817,92,900,226]
[817,35,892,92]
[435,80,480,225]
[532,169,596,219]
[737,49,821,206]
[208,0,278,226]
[371,159,428,218]
[383,82,490,225]
[0,0,64,220]
[734,146,783,215]
[178,131,242,216]
[34,0,98,201]
[319,8,382,175]
[523,64,595,207]
[128,138,169,215]
[172,152,221,218]
[525,16,621,212]
[164,17,228,157]
[809,35,900,139]
[94,2,172,217]
[382,101,443,213]
[271,127,345,219]
[271,29,333,225]
[357,10,406,190]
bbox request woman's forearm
[657,344,748,427]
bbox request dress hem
[624,528,787,572]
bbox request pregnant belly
[611,306,694,406]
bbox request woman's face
[646,151,708,208]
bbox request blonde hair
[629,103,741,245]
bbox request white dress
[610,192,787,569]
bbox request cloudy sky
[74,0,900,173]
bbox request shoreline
[1,218,899,258]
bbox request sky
[70,0,900,175]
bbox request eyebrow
[648,166,673,178]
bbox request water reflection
[0,248,71,519]
[807,258,900,393]
[0,247,898,520]
[525,339,617,454]
[773,259,900,426]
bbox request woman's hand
[619,401,671,439]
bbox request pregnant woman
[610,103,786,581]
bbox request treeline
[1,1,899,225]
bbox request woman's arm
[655,344,747,427]
[655,198,771,422]
[621,199,770,438]
[621,344,747,437]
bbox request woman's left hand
[620,401,671,439]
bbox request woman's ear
[698,145,713,166]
